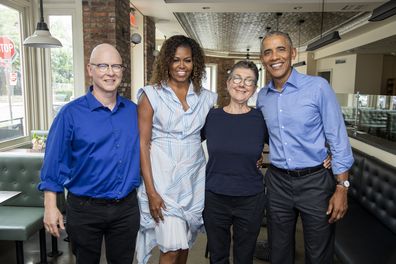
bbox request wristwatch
[337,180,350,188]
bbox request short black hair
[261,31,293,55]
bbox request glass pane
[203,66,211,91]
[49,15,74,118]
[0,4,26,142]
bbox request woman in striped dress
[136,35,217,264]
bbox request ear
[87,64,93,77]
[226,79,232,91]
[291,47,297,61]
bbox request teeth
[271,63,282,68]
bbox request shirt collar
[86,86,125,111]
[162,81,197,97]
[266,67,299,94]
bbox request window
[49,15,74,118]
[43,2,84,124]
[0,4,26,142]
[204,64,217,93]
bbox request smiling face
[227,67,257,105]
[260,34,296,89]
[87,44,123,95]
[168,46,193,86]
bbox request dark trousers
[66,190,140,264]
[265,167,336,264]
[203,190,266,264]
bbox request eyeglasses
[90,63,125,73]
[230,75,256,87]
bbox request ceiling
[131,0,393,56]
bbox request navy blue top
[202,107,268,196]
[38,87,141,199]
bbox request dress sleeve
[137,86,157,112]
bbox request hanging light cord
[320,0,325,38]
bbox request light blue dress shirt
[38,87,141,199]
[256,69,354,175]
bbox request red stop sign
[0,36,16,60]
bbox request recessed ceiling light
[294,6,303,10]
[202,6,210,10]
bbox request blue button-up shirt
[257,69,354,175]
[38,87,140,199]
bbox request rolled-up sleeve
[38,109,73,193]
[318,79,354,175]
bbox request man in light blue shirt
[257,31,354,264]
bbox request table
[0,191,21,204]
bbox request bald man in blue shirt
[38,43,140,264]
[257,31,354,264]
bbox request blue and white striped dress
[136,83,217,264]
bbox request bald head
[89,43,122,65]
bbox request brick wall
[82,0,131,98]
[144,16,156,85]
[205,56,235,107]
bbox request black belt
[68,189,135,205]
[270,164,324,177]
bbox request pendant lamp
[23,0,62,48]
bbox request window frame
[0,0,84,150]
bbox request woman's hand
[323,154,332,169]
[256,154,264,168]
[148,192,166,223]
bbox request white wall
[355,54,383,95]
[316,54,357,94]
[130,10,144,103]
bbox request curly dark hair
[150,35,206,93]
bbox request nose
[178,60,186,69]
[270,51,280,61]
[107,66,116,75]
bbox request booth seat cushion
[0,206,44,241]
[335,197,396,264]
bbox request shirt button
[288,158,291,161]
[116,144,120,148]
[119,160,122,164]
[281,126,284,129]
[284,142,287,145]
[280,109,283,112]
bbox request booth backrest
[350,149,396,234]
[0,152,44,207]
[360,156,396,233]
[349,149,365,199]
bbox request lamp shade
[306,31,340,51]
[23,0,62,48]
[369,0,396,22]
[23,29,62,48]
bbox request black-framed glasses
[230,75,256,87]
[90,63,125,73]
